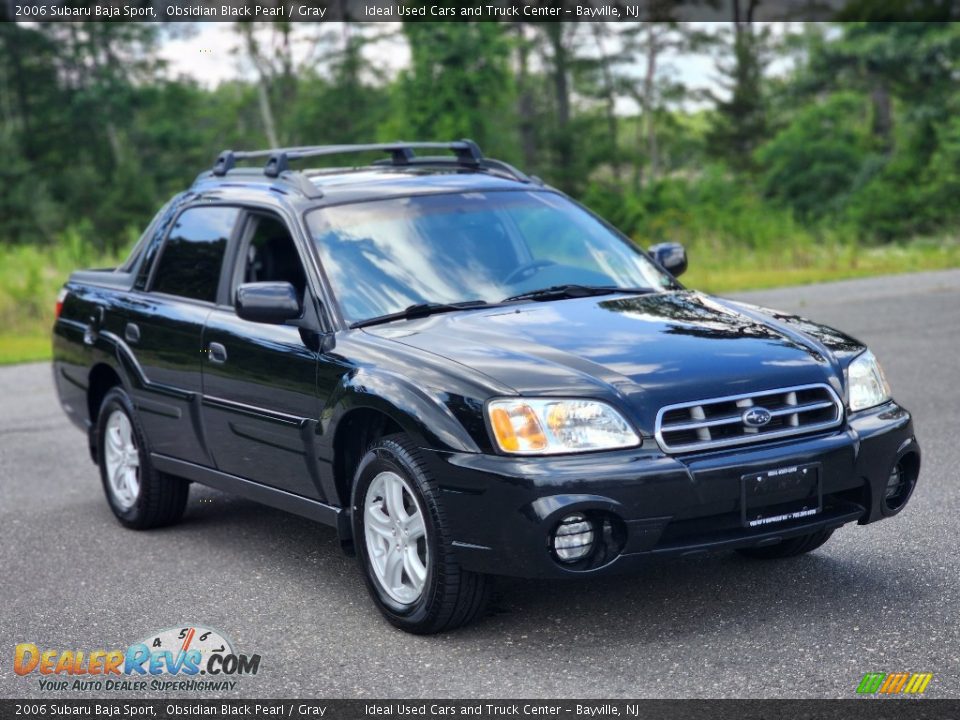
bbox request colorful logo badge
[14,625,261,693]
[856,672,933,695]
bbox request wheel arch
[87,362,124,427]
[331,405,406,513]
[86,361,130,464]
[325,370,484,554]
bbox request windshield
[306,190,674,324]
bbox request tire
[96,387,189,530]
[736,528,834,560]
[352,434,491,634]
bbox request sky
[159,23,412,87]
[157,22,796,113]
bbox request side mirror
[236,282,302,324]
[649,242,688,277]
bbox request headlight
[487,398,640,454]
[846,350,891,411]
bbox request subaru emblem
[742,407,773,428]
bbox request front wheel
[736,528,834,560]
[96,387,189,529]
[352,434,490,634]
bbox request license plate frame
[741,462,822,528]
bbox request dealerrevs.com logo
[14,626,261,693]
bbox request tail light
[55,287,68,319]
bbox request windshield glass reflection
[306,190,672,323]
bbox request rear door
[120,205,240,465]
[200,210,327,499]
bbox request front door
[201,211,326,499]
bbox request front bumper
[421,401,920,579]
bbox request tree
[385,21,515,158]
[234,22,300,147]
[757,92,870,220]
[290,23,393,147]
[525,19,611,194]
[511,22,539,171]
[790,22,960,237]
[616,19,712,189]
[805,22,960,151]
[0,21,164,248]
[706,4,772,170]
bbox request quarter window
[151,206,238,302]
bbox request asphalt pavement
[1,269,958,699]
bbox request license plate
[741,463,821,528]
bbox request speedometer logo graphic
[137,625,234,671]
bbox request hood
[365,291,859,432]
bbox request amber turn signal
[489,404,548,453]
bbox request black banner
[1,700,959,720]
[3,0,960,23]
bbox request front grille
[655,383,843,454]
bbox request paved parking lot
[1,270,958,698]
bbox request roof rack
[208,140,534,194]
[370,155,535,184]
[212,140,482,177]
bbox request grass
[1,236,958,366]
[0,238,123,366]
[0,329,57,366]
[684,236,960,294]
[0,332,54,365]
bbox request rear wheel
[736,528,834,560]
[352,434,490,634]
[96,387,189,529]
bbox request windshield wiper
[502,284,658,304]
[350,300,494,329]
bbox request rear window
[151,206,238,302]
[124,196,177,276]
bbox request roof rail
[371,155,535,184]
[211,140,486,179]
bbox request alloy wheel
[363,470,429,604]
[104,409,141,510]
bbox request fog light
[884,462,911,511]
[553,513,595,563]
[885,464,903,500]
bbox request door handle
[208,342,228,364]
[124,322,140,344]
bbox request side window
[151,206,238,302]
[237,215,307,306]
[133,197,182,291]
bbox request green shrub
[756,92,871,221]
[0,231,124,340]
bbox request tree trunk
[591,24,620,182]
[257,79,280,148]
[278,22,297,135]
[514,22,537,170]
[544,23,572,190]
[3,25,35,159]
[643,23,660,183]
[870,81,893,151]
[240,24,281,148]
